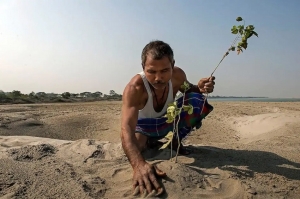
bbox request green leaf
[230,46,235,51]
[246,25,255,31]
[166,118,174,123]
[182,105,190,111]
[188,106,193,115]
[236,16,243,22]
[241,42,248,50]
[244,30,252,38]
[167,106,175,113]
[247,32,254,38]
[180,81,190,91]
[165,131,174,140]
[252,31,258,37]
[160,132,174,149]
[237,25,244,30]
[231,29,238,34]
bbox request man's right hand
[132,161,166,197]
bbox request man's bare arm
[121,82,167,196]
[120,84,145,169]
[175,66,215,94]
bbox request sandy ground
[0,101,300,199]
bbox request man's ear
[172,60,175,68]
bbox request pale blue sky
[1,0,299,98]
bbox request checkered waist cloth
[135,92,214,139]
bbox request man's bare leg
[135,133,148,152]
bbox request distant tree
[0,90,6,99]
[36,92,47,98]
[11,90,22,98]
[70,93,78,98]
[29,92,35,98]
[62,92,71,99]
[80,92,92,98]
[92,91,102,98]
[109,90,116,96]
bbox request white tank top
[138,71,174,119]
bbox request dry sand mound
[0,137,254,199]
[229,112,300,143]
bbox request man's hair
[141,40,174,68]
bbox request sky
[1,0,300,98]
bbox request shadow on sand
[145,144,300,181]
[191,145,300,180]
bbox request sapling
[161,16,258,163]
[160,81,192,163]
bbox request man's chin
[152,84,167,90]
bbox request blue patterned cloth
[135,92,213,140]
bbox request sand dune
[230,112,300,143]
[1,101,300,198]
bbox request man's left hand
[198,76,215,93]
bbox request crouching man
[120,40,215,197]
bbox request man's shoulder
[173,66,186,75]
[173,66,187,82]
[122,73,145,97]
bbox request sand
[1,101,300,199]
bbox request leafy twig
[200,16,258,115]
[162,16,258,163]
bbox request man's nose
[155,73,163,82]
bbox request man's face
[143,56,174,90]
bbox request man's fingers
[138,180,145,196]
[154,165,166,177]
[149,173,161,190]
[205,81,215,86]
[132,179,140,196]
[143,176,153,195]
[149,173,164,196]
[132,186,140,196]
[209,76,215,81]
[156,187,164,196]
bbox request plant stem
[175,91,186,163]
[170,122,174,160]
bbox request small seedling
[161,81,192,162]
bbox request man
[120,40,215,197]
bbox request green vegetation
[0,90,122,104]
